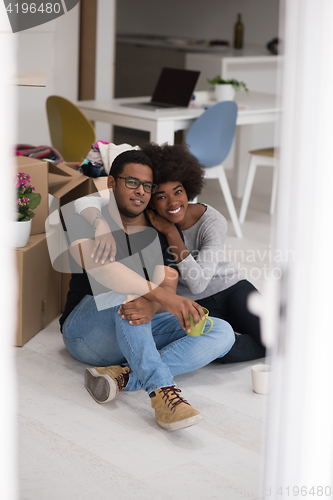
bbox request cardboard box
[15,156,49,236]
[48,162,108,208]
[15,233,61,346]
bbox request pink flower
[15,172,40,217]
[17,198,29,206]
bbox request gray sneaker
[84,365,130,404]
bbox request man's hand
[118,295,159,325]
[91,218,117,264]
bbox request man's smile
[130,197,145,206]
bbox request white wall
[117,0,279,47]
[15,6,80,146]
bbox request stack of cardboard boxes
[15,156,108,346]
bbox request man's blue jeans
[62,292,235,395]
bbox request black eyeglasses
[117,176,158,194]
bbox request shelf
[12,72,46,87]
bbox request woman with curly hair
[74,143,265,363]
[141,143,265,363]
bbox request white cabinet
[185,47,280,94]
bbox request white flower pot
[215,84,235,102]
[13,219,32,248]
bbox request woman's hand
[158,290,206,333]
[118,295,159,325]
[146,208,175,235]
[91,218,117,264]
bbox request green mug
[187,307,213,337]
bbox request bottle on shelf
[233,13,244,49]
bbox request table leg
[150,122,176,145]
[95,123,113,143]
[233,124,253,199]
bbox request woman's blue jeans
[62,292,235,395]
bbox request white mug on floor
[251,364,271,394]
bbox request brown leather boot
[150,386,203,431]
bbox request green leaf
[25,192,41,210]
[18,206,35,221]
[26,209,35,218]
[207,75,248,91]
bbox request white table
[77,91,280,198]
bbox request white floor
[15,167,275,500]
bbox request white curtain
[263,0,333,497]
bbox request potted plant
[15,172,41,247]
[207,76,248,102]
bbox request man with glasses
[60,150,234,431]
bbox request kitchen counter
[117,34,273,57]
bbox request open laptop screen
[151,68,200,107]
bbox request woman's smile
[166,206,182,215]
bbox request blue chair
[186,100,243,238]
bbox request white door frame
[95,0,116,141]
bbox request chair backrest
[46,95,96,162]
[186,100,238,168]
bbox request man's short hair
[110,150,154,179]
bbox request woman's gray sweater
[176,205,239,300]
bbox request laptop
[121,67,200,111]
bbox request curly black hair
[140,143,205,201]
